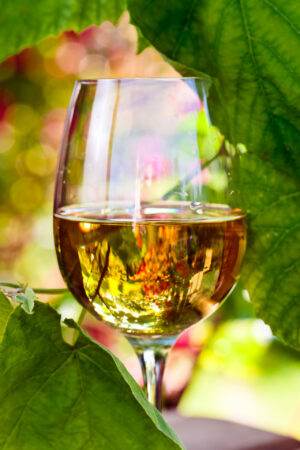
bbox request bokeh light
[0,122,14,152]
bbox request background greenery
[0,0,299,446]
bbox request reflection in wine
[54,202,246,336]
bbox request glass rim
[75,76,210,85]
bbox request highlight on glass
[54,78,246,410]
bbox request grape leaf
[0,301,183,450]
[0,0,126,63]
[239,154,300,348]
[0,291,13,342]
[128,0,300,349]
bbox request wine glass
[54,78,246,411]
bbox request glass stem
[128,336,176,411]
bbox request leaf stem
[77,307,87,327]
[72,308,87,345]
[0,282,68,295]
[162,144,226,200]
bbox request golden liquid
[54,203,246,336]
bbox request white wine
[54,203,246,336]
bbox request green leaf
[0,302,183,449]
[239,154,300,349]
[128,0,300,349]
[16,286,36,314]
[0,0,126,63]
[0,292,13,342]
[180,319,300,435]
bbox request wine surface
[54,203,246,336]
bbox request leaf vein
[75,355,96,449]
[261,0,300,35]
[2,352,74,449]
[251,192,300,219]
[253,37,300,82]
[256,259,300,317]
[213,0,235,68]
[0,351,72,377]
[238,0,290,155]
[256,223,300,260]
[232,52,255,143]
[171,0,198,60]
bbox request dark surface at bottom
[164,412,300,450]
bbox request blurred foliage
[181,283,300,437]
[180,319,300,439]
